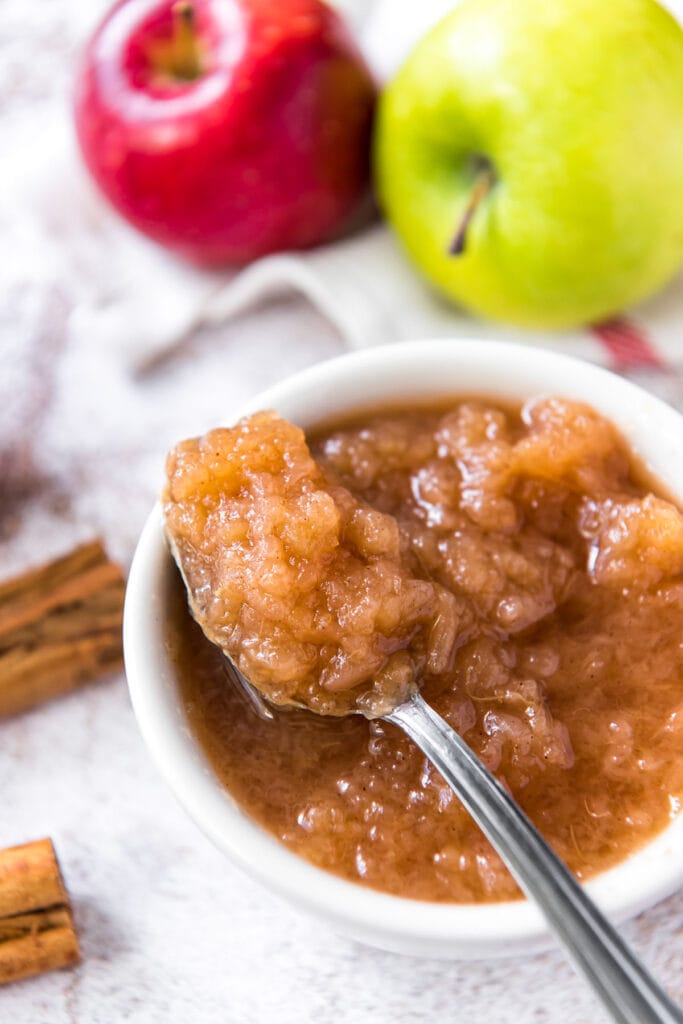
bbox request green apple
[374,0,683,329]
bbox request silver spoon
[227,658,683,1024]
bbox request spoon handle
[386,692,683,1024]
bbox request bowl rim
[124,338,683,955]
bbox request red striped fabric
[592,317,664,372]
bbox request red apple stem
[449,166,495,257]
[170,1,201,81]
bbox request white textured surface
[2,1,683,1021]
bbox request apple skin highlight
[74,0,376,265]
[374,0,683,330]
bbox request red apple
[74,0,376,265]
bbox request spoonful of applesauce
[163,410,683,1024]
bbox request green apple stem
[170,1,201,81]
[449,166,495,256]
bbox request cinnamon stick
[0,541,125,717]
[0,839,80,985]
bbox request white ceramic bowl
[124,339,683,959]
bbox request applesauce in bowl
[124,341,683,956]
[165,394,683,903]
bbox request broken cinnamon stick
[0,540,125,717]
[0,839,80,985]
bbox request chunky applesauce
[164,397,683,902]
